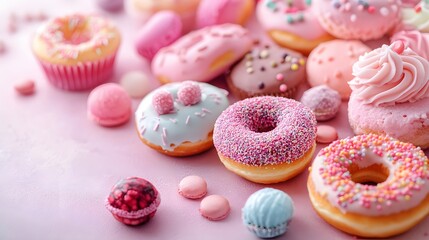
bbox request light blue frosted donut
[242,188,294,238]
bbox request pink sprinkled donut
[308,134,429,238]
[213,96,317,184]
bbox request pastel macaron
[87,83,132,127]
[300,85,341,121]
[306,40,370,100]
[199,195,230,221]
[135,11,182,61]
[242,188,294,238]
[178,175,207,199]
[316,125,338,144]
[196,0,254,28]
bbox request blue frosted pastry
[242,188,294,238]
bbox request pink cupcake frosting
[391,30,429,60]
[349,41,429,106]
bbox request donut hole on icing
[348,163,390,186]
[242,106,279,133]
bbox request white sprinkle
[141,126,146,135]
[380,7,389,16]
[221,89,229,96]
[153,122,159,131]
[169,118,177,123]
[186,115,190,125]
[194,112,201,116]
[162,135,167,146]
[162,128,167,137]
[202,108,211,113]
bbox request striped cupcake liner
[39,54,117,91]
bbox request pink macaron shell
[306,40,370,100]
[87,83,132,127]
[196,0,252,28]
[316,125,338,144]
[178,175,207,199]
[135,11,182,61]
[14,80,35,95]
[199,195,230,221]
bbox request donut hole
[245,112,278,133]
[348,163,389,186]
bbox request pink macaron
[196,0,254,28]
[135,11,182,61]
[87,83,132,127]
[316,125,338,144]
[178,175,207,199]
[199,195,230,221]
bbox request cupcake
[227,44,306,99]
[242,188,294,238]
[105,177,161,225]
[32,14,121,91]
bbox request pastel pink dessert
[152,24,253,83]
[97,0,123,12]
[105,177,161,226]
[199,195,230,221]
[178,175,208,199]
[391,30,429,60]
[14,80,35,95]
[316,125,338,144]
[213,96,317,184]
[227,43,306,99]
[348,41,429,149]
[300,85,341,121]
[135,11,182,61]
[306,40,370,100]
[87,83,132,127]
[196,0,254,28]
[256,0,333,55]
[312,0,402,41]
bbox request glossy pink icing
[311,134,429,216]
[199,195,230,221]
[391,30,429,60]
[196,0,250,28]
[87,83,132,127]
[348,93,429,146]
[349,43,429,106]
[306,40,370,100]
[135,11,182,61]
[312,0,401,41]
[213,96,316,166]
[256,0,328,40]
[230,44,306,96]
[151,23,253,83]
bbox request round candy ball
[301,85,341,121]
[242,188,294,238]
[120,70,152,98]
[105,177,161,226]
[97,0,124,12]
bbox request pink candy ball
[152,90,174,115]
[177,81,201,106]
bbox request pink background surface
[1,0,429,239]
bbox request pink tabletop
[1,1,428,239]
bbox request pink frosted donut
[213,96,317,184]
[312,0,402,41]
[196,0,254,28]
[391,30,429,60]
[256,0,334,55]
[151,24,253,83]
[308,134,429,238]
[306,40,370,100]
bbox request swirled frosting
[349,43,429,106]
[402,1,429,32]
